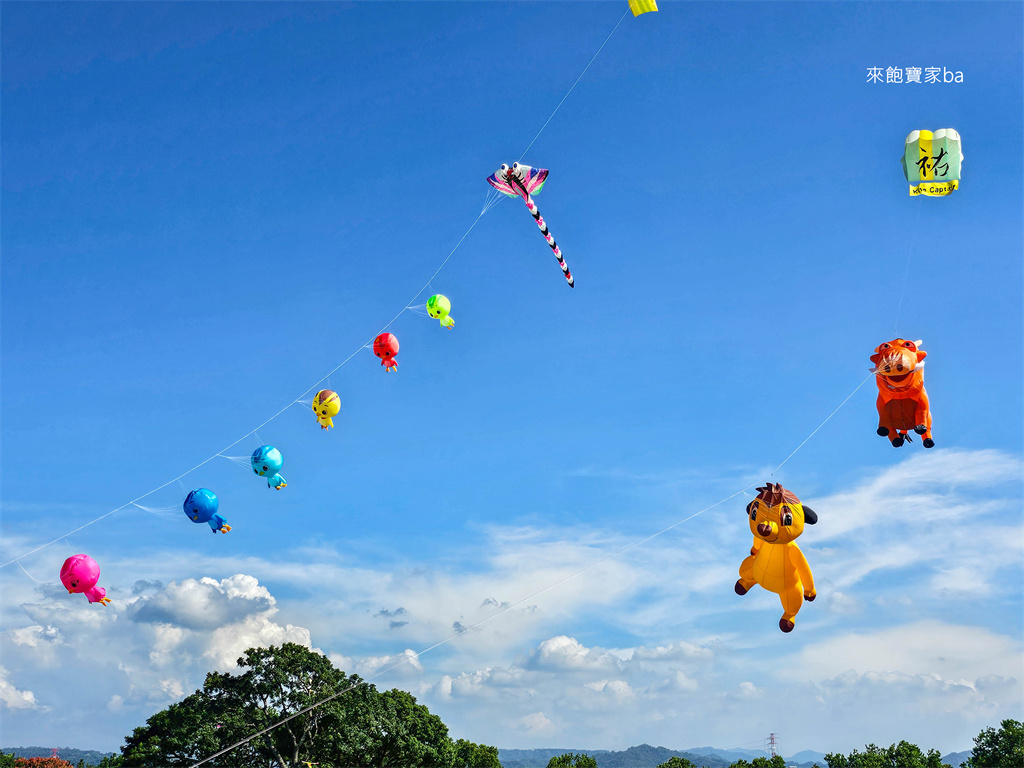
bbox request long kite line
[4,6,878,763]
[0,207,489,573]
[185,368,870,768]
[0,11,631,569]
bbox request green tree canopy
[118,642,493,768]
[546,753,599,768]
[824,741,949,768]
[965,719,1024,768]
[657,757,696,768]
[727,757,786,768]
[453,739,501,768]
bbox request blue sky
[2,0,1022,758]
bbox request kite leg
[523,196,574,287]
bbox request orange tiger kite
[870,338,934,448]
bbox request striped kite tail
[524,196,574,288]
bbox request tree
[546,754,599,768]
[824,742,949,768]
[361,688,456,767]
[658,758,696,768]
[453,739,501,768]
[966,719,1024,768]
[727,758,786,768]
[0,757,15,768]
[117,642,491,768]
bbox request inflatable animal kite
[734,483,817,633]
[426,294,454,329]
[871,338,934,448]
[251,445,286,490]
[60,554,111,605]
[183,488,231,533]
[312,389,340,430]
[374,333,399,371]
[487,163,573,287]
[902,128,962,197]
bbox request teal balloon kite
[251,445,287,490]
[183,488,231,533]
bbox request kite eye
[881,343,890,349]
[747,501,757,520]
[902,341,916,349]
[499,164,510,176]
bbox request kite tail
[524,197,574,288]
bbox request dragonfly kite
[487,163,574,287]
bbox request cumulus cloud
[782,620,1021,684]
[355,648,424,678]
[517,711,557,736]
[9,624,64,648]
[0,666,38,710]
[1,449,1019,754]
[5,573,315,724]
[130,574,275,631]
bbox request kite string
[517,7,631,162]
[187,372,869,768]
[770,372,874,476]
[4,0,618,573]
[0,211,489,572]
[893,203,923,336]
[16,560,47,585]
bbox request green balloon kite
[426,294,454,329]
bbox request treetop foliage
[111,642,495,768]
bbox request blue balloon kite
[251,445,287,490]
[183,488,231,534]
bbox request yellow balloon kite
[312,389,340,430]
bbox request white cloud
[5,573,316,723]
[517,711,557,736]
[782,620,1021,684]
[529,636,617,672]
[0,666,38,710]
[130,574,275,631]
[9,624,64,647]
[0,449,1020,754]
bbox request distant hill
[787,750,829,765]
[683,746,765,761]
[941,751,971,768]
[500,744,735,768]
[498,744,827,768]
[2,747,116,766]
[500,748,611,768]
[598,744,731,768]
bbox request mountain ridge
[497,743,826,768]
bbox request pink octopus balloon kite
[60,554,111,606]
